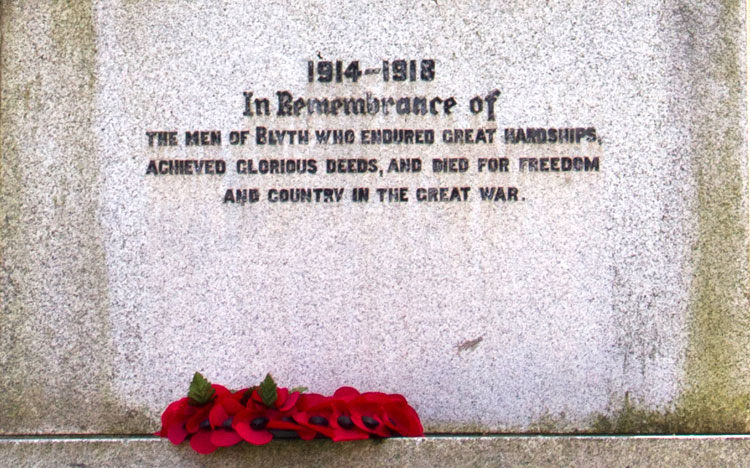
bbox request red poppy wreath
[156,372,424,454]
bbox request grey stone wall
[0,2,747,465]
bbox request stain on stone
[0,1,150,433]
[456,336,483,353]
[678,0,749,434]
[590,393,750,434]
[590,0,749,434]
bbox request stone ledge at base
[2,436,750,467]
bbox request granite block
[2,436,750,468]
[0,0,747,435]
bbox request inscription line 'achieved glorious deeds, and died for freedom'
[143,58,601,205]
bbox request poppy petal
[209,403,229,428]
[234,422,273,445]
[330,424,370,442]
[222,397,244,415]
[279,391,300,411]
[384,403,423,436]
[186,406,211,433]
[167,423,188,445]
[350,407,390,437]
[275,387,289,409]
[158,398,189,436]
[359,392,391,404]
[189,430,217,454]
[210,428,242,447]
[211,384,232,399]
[296,393,326,409]
[294,411,336,439]
[333,387,360,399]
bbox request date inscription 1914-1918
[308,60,435,83]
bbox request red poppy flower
[155,391,213,443]
[157,398,188,438]
[233,387,314,444]
[346,392,423,438]
[189,429,217,454]
[382,399,424,437]
[232,408,274,445]
[205,388,246,449]
[289,391,365,441]
[156,384,248,453]
[266,409,318,441]
[166,421,189,445]
[184,404,212,434]
[348,396,392,438]
[266,390,319,440]
[208,391,245,428]
[327,401,370,442]
[248,386,300,412]
[292,398,337,439]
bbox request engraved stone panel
[0,0,747,437]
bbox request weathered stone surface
[0,0,747,436]
[3,436,750,468]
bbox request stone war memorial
[1,0,748,466]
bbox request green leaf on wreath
[187,372,215,406]
[259,373,278,407]
[290,386,308,394]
